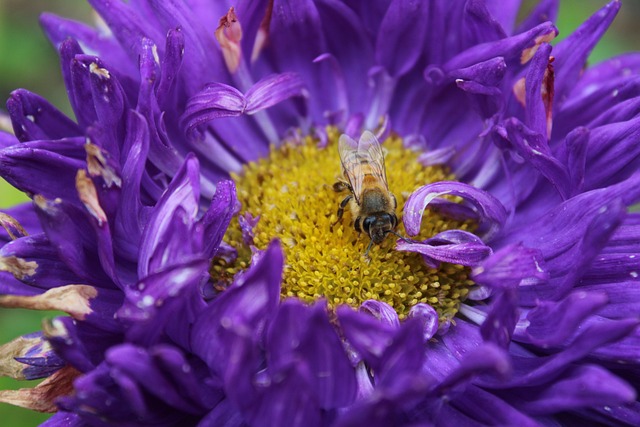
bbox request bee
[333,131,399,257]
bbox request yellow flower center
[211,130,474,320]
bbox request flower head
[1,0,640,426]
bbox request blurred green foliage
[0,0,638,425]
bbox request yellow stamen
[212,130,474,320]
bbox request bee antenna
[389,230,413,243]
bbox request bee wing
[338,131,389,205]
[338,133,363,204]
[357,130,389,191]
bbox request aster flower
[1,0,640,426]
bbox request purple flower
[1,0,639,426]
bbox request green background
[1,0,639,425]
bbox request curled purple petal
[182,73,306,137]
[396,230,492,268]
[245,73,307,114]
[403,181,507,240]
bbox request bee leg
[363,238,374,262]
[331,195,352,231]
[391,193,397,209]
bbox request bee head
[363,213,397,244]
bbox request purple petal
[375,0,429,77]
[182,82,246,134]
[553,1,620,107]
[584,115,640,191]
[104,344,218,413]
[443,21,557,71]
[376,319,427,398]
[87,0,162,58]
[118,258,209,326]
[200,180,237,260]
[483,0,522,34]
[44,316,96,373]
[191,240,283,377]
[68,56,128,146]
[359,300,399,327]
[521,291,608,347]
[297,303,358,408]
[199,398,244,427]
[6,90,81,142]
[426,56,507,87]
[269,0,349,123]
[432,384,541,427]
[146,0,227,95]
[403,181,507,240]
[515,0,558,34]
[514,195,628,303]
[408,303,439,341]
[486,318,639,389]
[40,13,136,78]
[34,197,116,288]
[524,42,552,140]
[479,288,519,348]
[138,154,200,278]
[455,79,504,119]
[472,243,547,289]
[556,127,588,197]
[182,73,305,137]
[433,343,511,394]
[510,364,635,414]
[245,364,322,427]
[314,1,374,117]
[337,305,395,367]
[0,137,86,205]
[417,146,456,167]
[236,0,271,63]
[502,118,571,200]
[156,28,186,108]
[245,73,307,114]
[397,229,492,268]
[553,68,640,140]
[266,298,312,373]
[113,111,149,257]
[462,0,507,46]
